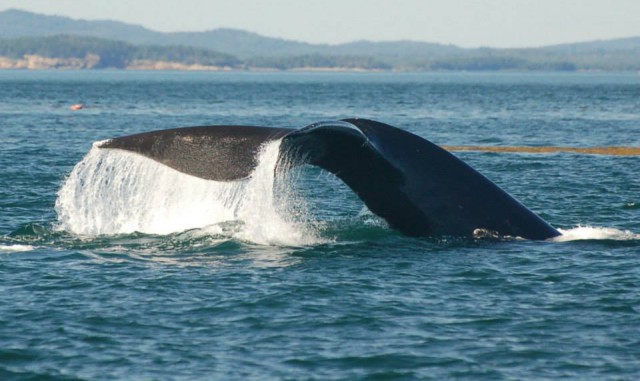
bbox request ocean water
[1,70,639,380]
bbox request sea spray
[0,244,36,253]
[233,139,318,245]
[55,140,321,245]
[554,226,640,241]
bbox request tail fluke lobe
[281,119,560,239]
[99,125,291,181]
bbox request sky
[1,0,639,48]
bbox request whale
[99,118,561,240]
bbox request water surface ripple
[1,71,639,380]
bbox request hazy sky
[1,0,639,47]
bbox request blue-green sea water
[1,71,639,380]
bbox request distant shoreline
[1,55,639,74]
[2,11,640,73]
[0,55,389,72]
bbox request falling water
[55,140,321,245]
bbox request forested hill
[0,35,240,69]
[0,35,390,70]
[1,9,639,71]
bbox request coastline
[1,55,638,74]
[0,55,386,72]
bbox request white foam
[55,140,321,246]
[0,244,36,253]
[554,226,640,242]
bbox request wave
[55,140,322,246]
[554,226,640,242]
[0,244,36,253]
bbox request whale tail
[99,119,560,240]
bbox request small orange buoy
[70,104,84,111]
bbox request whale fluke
[99,119,561,240]
[99,125,290,181]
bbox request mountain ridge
[1,9,639,71]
